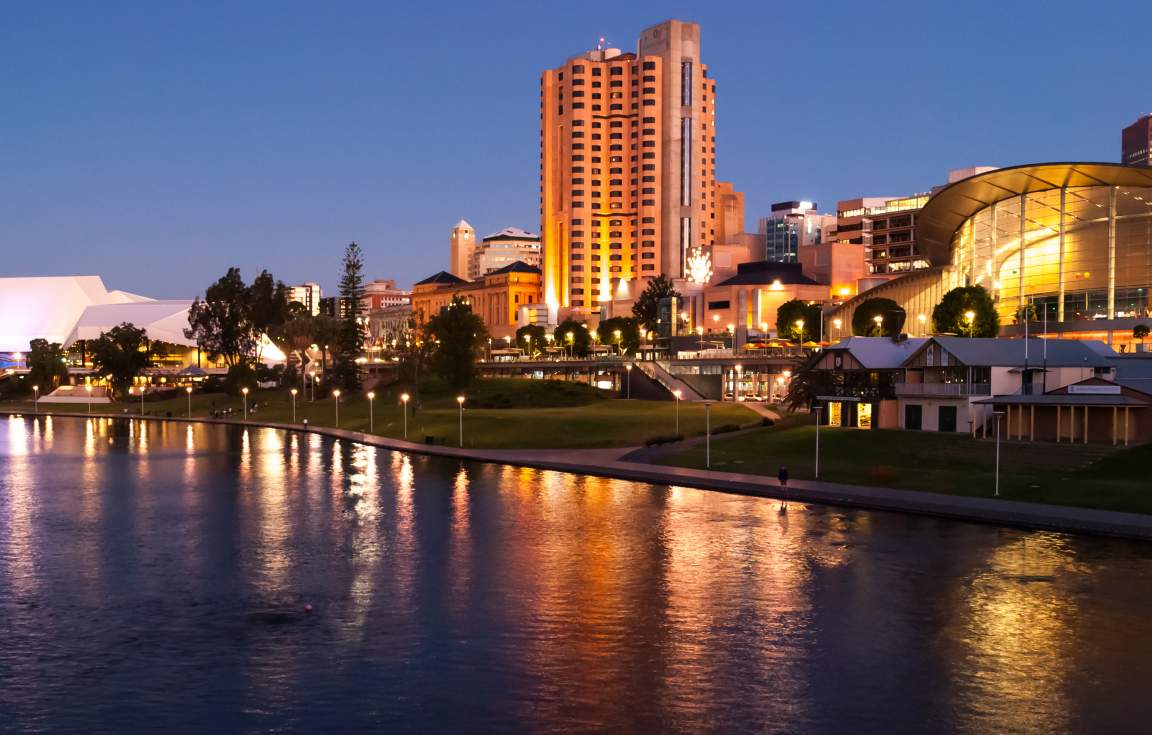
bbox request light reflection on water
[1,415,1151,734]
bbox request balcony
[895,382,991,397]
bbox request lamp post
[993,410,1005,497]
[138,385,145,415]
[697,325,705,351]
[734,364,743,402]
[332,389,341,428]
[367,391,376,433]
[673,389,682,435]
[832,318,842,341]
[241,387,249,421]
[613,329,622,355]
[522,333,531,358]
[964,310,976,337]
[703,400,713,469]
[185,386,192,418]
[566,331,574,359]
[456,395,465,447]
[814,405,823,479]
[918,313,928,336]
[873,314,884,336]
[625,363,633,399]
[86,384,93,415]
[32,385,39,414]
[289,388,298,422]
[400,392,410,439]
[795,319,805,350]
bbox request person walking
[777,465,789,512]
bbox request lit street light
[400,392,410,439]
[86,384,93,415]
[32,385,39,414]
[673,388,682,435]
[456,395,465,447]
[241,387,249,421]
[993,410,1005,497]
[625,363,633,399]
[832,318,842,341]
[367,391,376,433]
[964,310,976,337]
[703,400,713,469]
[332,389,341,428]
[734,364,743,402]
[137,385,145,415]
[918,313,928,336]
[289,388,298,422]
[814,405,823,479]
[185,386,192,418]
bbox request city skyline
[2,1,1147,297]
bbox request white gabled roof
[69,300,195,346]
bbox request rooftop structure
[1122,114,1152,167]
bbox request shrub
[644,433,684,446]
[712,423,742,435]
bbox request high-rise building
[1122,114,1152,166]
[289,282,322,315]
[540,19,716,318]
[759,201,836,263]
[470,228,542,280]
[450,220,476,279]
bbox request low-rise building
[289,282,323,315]
[411,262,544,340]
[362,279,411,311]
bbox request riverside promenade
[7,409,1152,541]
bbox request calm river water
[1,415,1151,734]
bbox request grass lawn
[3,378,758,450]
[655,418,1152,514]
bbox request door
[938,405,957,432]
[905,404,922,430]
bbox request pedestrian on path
[777,466,789,512]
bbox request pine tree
[331,242,366,391]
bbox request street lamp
[964,310,976,337]
[625,363,633,399]
[795,319,805,349]
[400,392,410,439]
[873,314,884,336]
[522,333,531,358]
[566,330,574,359]
[332,389,341,428]
[734,364,743,402]
[703,400,714,469]
[289,388,298,422]
[137,385,145,415]
[832,318,842,341]
[918,313,928,336]
[697,325,705,351]
[241,387,249,421]
[673,388,682,435]
[814,405,823,479]
[32,384,39,414]
[456,395,465,447]
[613,329,622,355]
[993,410,1005,497]
[86,384,93,415]
[367,391,376,433]
[185,386,192,418]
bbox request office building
[836,194,931,276]
[362,279,411,311]
[540,19,716,317]
[759,201,836,263]
[1122,114,1152,167]
[289,282,322,315]
[471,228,542,279]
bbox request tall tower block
[450,220,475,279]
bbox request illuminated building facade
[470,228,542,280]
[836,194,931,275]
[450,220,476,279]
[540,19,716,318]
[759,201,836,263]
[1122,114,1152,167]
[411,262,543,340]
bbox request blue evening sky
[2,1,1147,297]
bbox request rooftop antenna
[596,36,610,51]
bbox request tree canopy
[597,316,641,355]
[931,286,999,337]
[90,322,150,398]
[553,319,592,357]
[26,339,68,394]
[185,267,291,368]
[631,274,680,333]
[425,297,487,390]
[776,300,822,342]
[852,298,906,337]
[515,324,548,357]
[330,242,366,391]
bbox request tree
[89,323,150,398]
[553,319,591,357]
[932,286,999,338]
[248,269,290,360]
[185,267,257,367]
[783,350,821,412]
[515,324,548,357]
[852,298,906,337]
[1133,324,1149,347]
[597,316,641,355]
[776,300,822,342]
[425,297,487,390]
[631,274,680,333]
[331,242,366,391]
[26,339,68,394]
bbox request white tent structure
[0,275,193,353]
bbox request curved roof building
[832,163,1152,347]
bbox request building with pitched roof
[410,262,543,339]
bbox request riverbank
[5,409,1151,541]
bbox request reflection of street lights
[456,395,465,447]
[185,386,192,418]
[400,392,410,439]
[241,387,249,421]
[673,389,682,435]
[367,391,376,433]
[332,389,341,428]
[289,388,298,422]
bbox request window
[681,60,693,105]
[707,300,730,310]
[643,61,656,70]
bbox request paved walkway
[6,410,1151,541]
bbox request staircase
[634,361,707,401]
